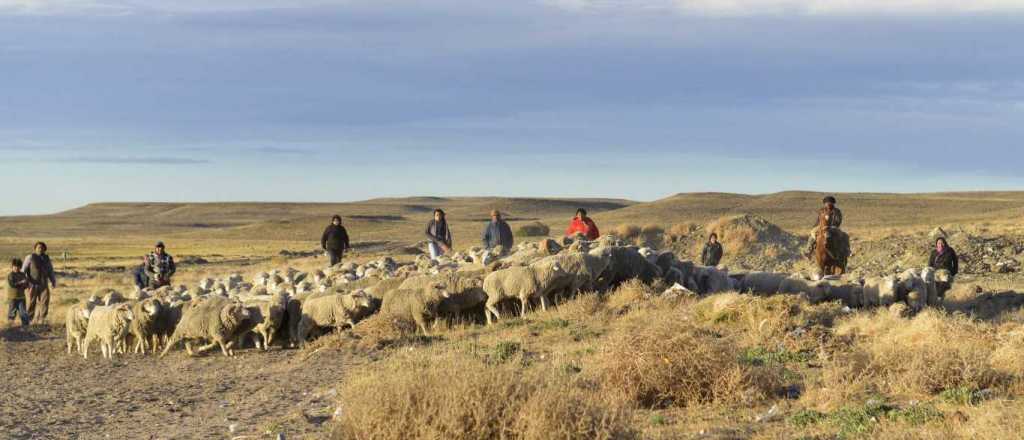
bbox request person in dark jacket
[145,242,176,288]
[22,241,56,323]
[321,215,351,267]
[425,209,453,260]
[7,258,31,328]
[481,210,514,253]
[133,255,150,291]
[928,237,959,299]
[701,233,724,267]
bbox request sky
[1,0,1023,215]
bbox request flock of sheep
[65,235,951,360]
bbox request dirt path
[0,325,348,440]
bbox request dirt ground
[0,324,346,440]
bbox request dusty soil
[0,325,346,440]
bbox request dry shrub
[333,349,636,440]
[550,291,607,322]
[596,308,783,408]
[348,313,419,350]
[611,224,642,240]
[989,326,1024,377]
[667,222,696,240]
[700,214,800,259]
[689,293,842,346]
[640,224,664,235]
[824,310,1009,398]
[603,279,658,314]
[515,221,551,238]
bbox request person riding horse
[806,196,850,274]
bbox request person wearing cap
[481,210,514,256]
[145,241,176,288]
[22,241,56,323]
[321,215,351,267]
[806,196,845,259]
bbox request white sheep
[160,297,252,357]
[482,261,564,325]
[65,298,100,355]
[82,304,134,360]
[296,291,377,344]
[863,275,899,306]
[920,267,939,306]
[738,272,788,296]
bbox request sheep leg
[66,328,73,354]
[519,297,530,317]
[185,342,196,356]
[218,340,231,357]
[485,302,501,325]
[82,337,90,359]
[539,295,548,312]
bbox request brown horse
[814,211,847,277]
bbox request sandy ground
[0,324,345,440]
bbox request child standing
[7,258,31,328]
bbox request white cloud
[543,0,1024,16]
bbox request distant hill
[0,192,1020,251]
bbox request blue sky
[1,0,1023,214]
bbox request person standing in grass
[22,241,56,324]
[7,258,31,329]
[701,233,724,267]
[565,208,600,241]
[929,237,959,300]
[145,241,176,288]
[321,215,351,267]
[481,210,514,259]
[425,209,453,260]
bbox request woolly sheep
[296,291,377,344]
[863,275,899,306]
[160,297,252,357]
[102,290,127,306]
[65,298,100,355]
[482,261,564,325]
[694,265,734,294]
[778,275,828,303]
[822,280,864,307]
[920,267,939,306]
[396,272,487,319]
[534,250,613,305]
[379,284,454,335]
[129,298,165,354]
[238,294,287,350]
[898,269,928,313]
[738,272,788,296]
[592,246,661,291]
[82,304,134,360]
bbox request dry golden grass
[819,309,1010,401]
[611,224,642,241]
[596,306,783,409]
[332,348,636,440]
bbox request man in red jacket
[565,208,600,241]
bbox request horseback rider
[806,196,844,259]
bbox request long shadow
[0,326,45,342]
[944,290,1024,321]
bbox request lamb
[863,275,899,306]
[129,298,165,354]
[778,275,828,303]
[482,261,564,325]
[296,291,377,344]
[65,298,100,355]
[82,304,134,360]
[160,297,252,357]
[738,272,788,296]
